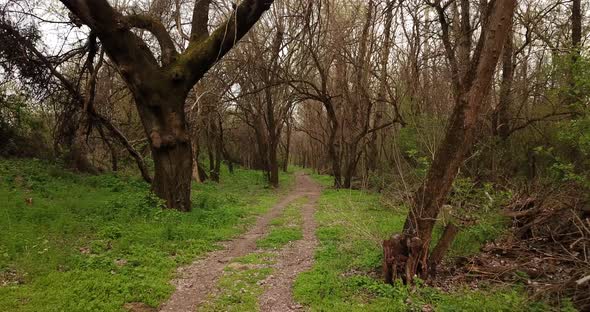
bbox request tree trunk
[368,0,394,175]
[572,0,581,56]
[343,151,360,189]
[324,100,342,188]
[494,26,514,140]
[282,119,292,173]
[218,118,234,174]
[343,167,353,189]
[567,0,582,106]
[152,142,193,211]
[384,0,516,283]
[269,141,279,187]
[139,93,193,212]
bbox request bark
[325,99,342,188]
[342,0,373,189]
[218,119,234,174]
[152,138,193,211]
[282,118,292,172]
[264,84,280,187]
[343,163,355,188]
[428,222,459,275]
[268,140,279,187]
[138,93,193,211]
[205,110,221,182]
[494,26,514,140]
[572,0,582,54]
[368,0,394,172]
[567,0,582,106]
[191,0,210,41]
[384,0,517,283]
[193,139,209,182]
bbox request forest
[0,0,589,311]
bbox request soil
[157,173,321,312]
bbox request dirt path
[258,177,320,311]
[159,173,321,312]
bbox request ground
[0,160,569,311]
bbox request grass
[0,159,293,312]
[292,183,557,311]
[256,197,306,249]
[200,252,276,312]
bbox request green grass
[200,252,276,312]
[0,159,293,312]
[256,197,306,249]
[292,184,556,311]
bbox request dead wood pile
[460,183,589,310]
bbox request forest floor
[0,159,578,311]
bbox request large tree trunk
[152,141,193,211]
[138,93,193,211]
[383,0,516,283]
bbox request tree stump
[383,234,426,284]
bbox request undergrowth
[293,183,558,311]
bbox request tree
[383,0,517,283]
[59,0,274,211]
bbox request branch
[427,0,460,91]
[172,0,274,87]
[174,0,191,42]
[508,112,574,136]
[190,0,210,41]
[59,0,161,84]
[124,13,178,65]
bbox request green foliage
[533,146,589,188]
[528,53,590,189]
[397,127,431,179]
[435,177,512,257]
[0,89,50,157]
[0,159,292,311]
[555,54,590,157]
